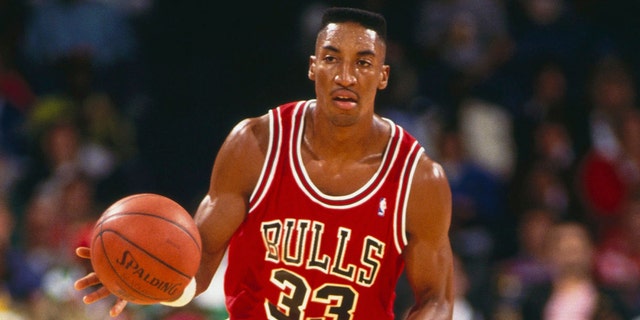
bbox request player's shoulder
[235,100,307,129]
[405,147,452,235]
[232,113,269,137]
[226,100,306,153]
[223,114,269,158]
[411,151,449,191]
[384,120,447,187]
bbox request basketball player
[75,7,454,319]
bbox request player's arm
[191,114,269,296]
[403,154,454,320]
[74,114,269,315]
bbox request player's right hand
[74,247,129,317]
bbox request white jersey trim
[289,101,402,209]
[393,142,423,253]
[248,106,285,212]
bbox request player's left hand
[74,246,129,317]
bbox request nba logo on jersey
[378,198,387,217]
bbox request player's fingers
[76,246,91,259]
[74,272,101,291]
[109,298,128,317]
[82,286,112,305]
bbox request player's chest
[301,156,382,196]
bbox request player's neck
[304,110,387,161]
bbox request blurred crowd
[1,0,640,319]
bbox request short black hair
[320,7,387,43]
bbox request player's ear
[378,64,390,90]
[308,55,317,81]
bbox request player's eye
[357,60,372,67]
[323,56,337,63]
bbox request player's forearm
[194,249,226,296]
[404,300,452,320]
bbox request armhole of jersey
[393,143,424,255]
[248,108,281,212]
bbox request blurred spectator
[394,253,485,320]
[33,116,114,184]
[0,5,34,197]
[81,93,137,164]
[413,0,513,111]
[512,121,580,219]
[576,147,626,228]
[10,116,104,247]
[505,0,615,106]
[520,221,630,320]
[458,98,515,181]
[453,253,485,320]
[22,0,136,67]
[0,54,35,115]
[0,93,29,196]
[532,122,575,177]
[440,127,507,229]
[518,162,571,219]
[34,173,117,319]
[576,57,640,234]
[12,91,146,218]
[0,63,32,154]
[438,125,507,316]
[21,0,138,101]
[18,167,140,319]
[0,198,40,316]
[58,172,100,250]
[492,206,556,319]
[594,197,640,316]
[571,0,640,97]
[619,113,640,198]
[587,57,638,160]
[512,59,585,176]
[78,92,147,203]
[22,183,65,273]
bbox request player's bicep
[197,116,267,246]
[404,156,453,313]
[193,117,268,290]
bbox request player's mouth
[331,89,358,110]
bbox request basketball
[90,193,202,304]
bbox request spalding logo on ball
[90,193,202,304]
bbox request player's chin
[329,113,359,127]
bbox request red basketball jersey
[225,100,425,319]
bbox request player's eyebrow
[322,45,376,57]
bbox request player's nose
[334,63,356,86]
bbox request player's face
[309,22,389,126]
